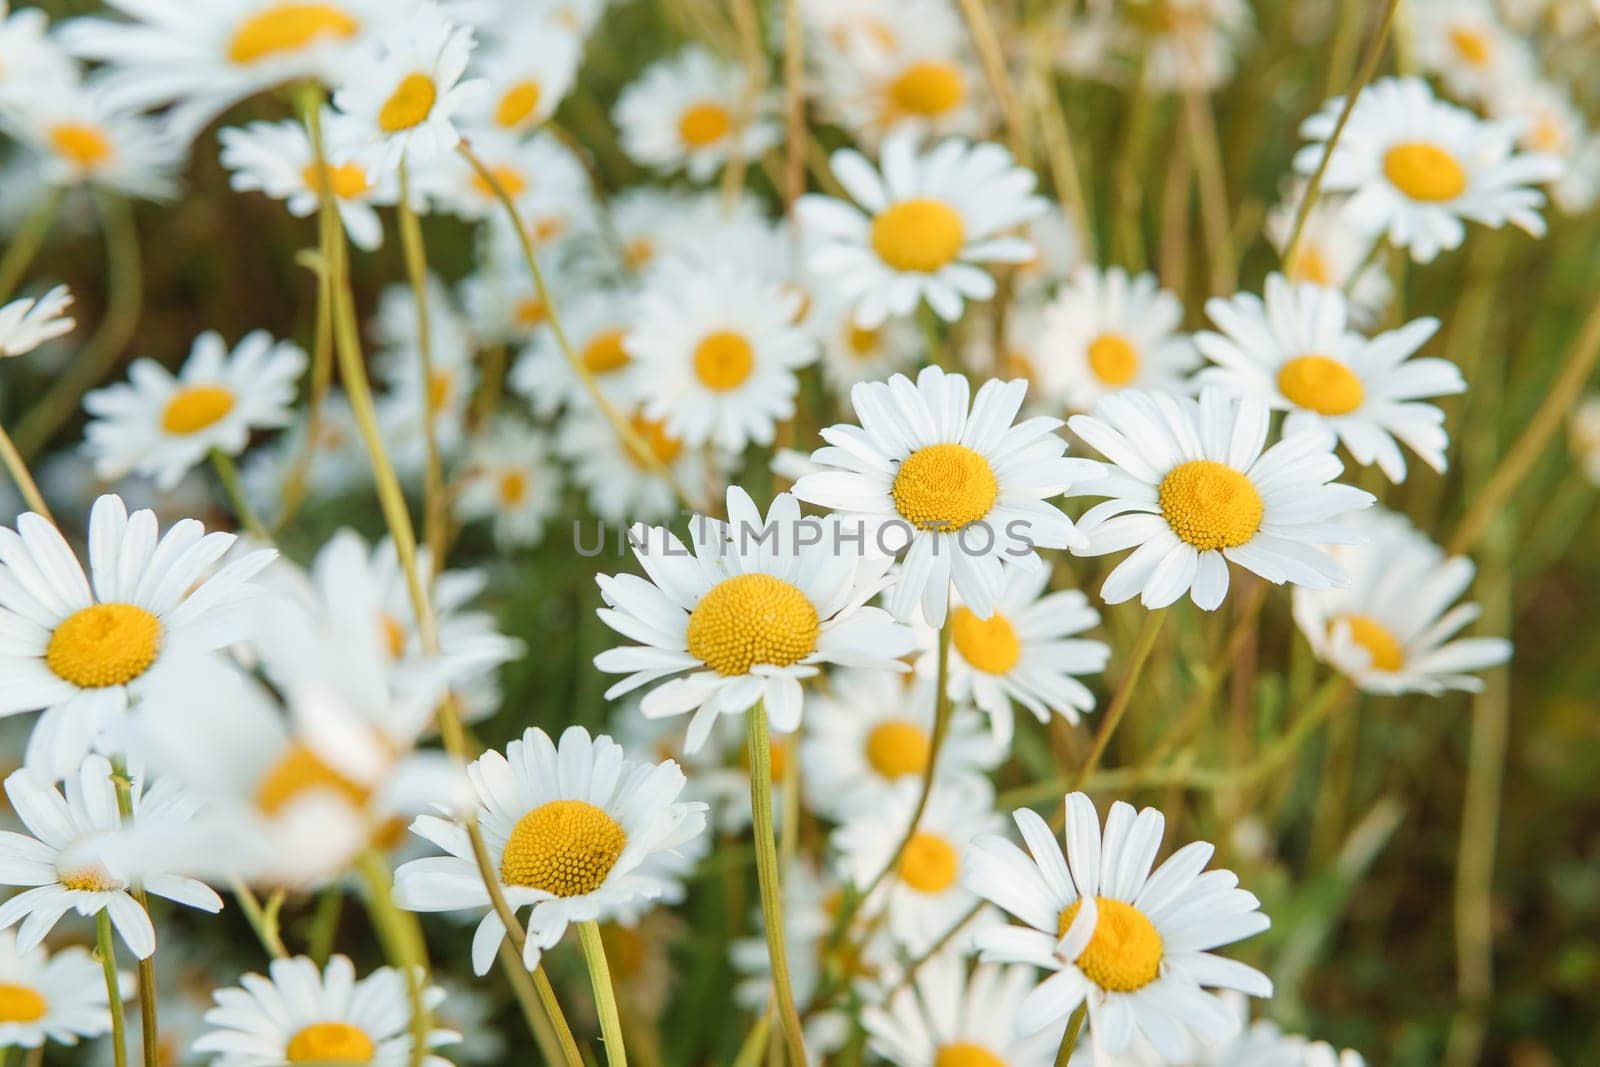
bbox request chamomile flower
[1292,509,1510,695]
[1127,0,1253,93]
[1572,395,1600,486]
[0,6,76,102]
[555,404,716,524]
[1067,992,1365,1066]
[510,289,639,418]
[0,930,115,1050]
[626,261,816,451]
[1266,187,1390,328]
[393,726,707,975]
[1493,79,1598,215]
[594,487,914,751]
[0,755,223,960]
[792,366,1097,627]
[1410,0,1533,105]
[1066,388,1374,610]
[82,330,306,491]
[374,276,479,469]
[430,128,590,230]
[0,82,181,201]
[453,418,562,549]
[195,955,458,1067]
[812,296,922,404]
[468,20,580,134]
[1294,76,1563,262]
[613,45,780,182]
[798,131,1047,326]
[964,792,1272,1060]
[1038,266,1200,413]
[1194,275,1465,481]
[0,494,275,777]
[0,285,73,357]
[863,954,1065,1067]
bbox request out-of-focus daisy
[793,366,1096,626]
[394,726,707,974]
[613,45,780,183]
[594,487,914,752]
[963,303,1051,389]
[1128,0,1253,93]
[0,930,115,1050]
[1266,187,1390,328]
[457,253,556,345]
[0,82,181,201]
[1067,992,1365,1066]
[626,261,815,452]
[0,6,77,101]
[1292,509,1510,695]
[555,404,716,524]
[798,131,1047,326]
[510,288,638,418]
[1410,0,1533,105]
[1492,79,1598,215]
[812,296,922,404]
[430,128,590,233]
[1294,76,1563,262]
[1194,275,1465,482]
[0,285,73,357]
[1011,206,1084,303]
[965,792,1272,1060]
[195,955,458,1067]
[468,20,580,134]
[1038,266,1199,414]
[0,494,275,777]
[82,330,306,491]
[1066,388,1374,611]
[240,390,372,516]
[1571,394,1600,486]
[373,275,478,468]
[453,418,562,549]
[864,953,1065,1066]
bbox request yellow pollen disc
[228,3,359,64]
[950,607,1021,674]
[677,101,732,147]
[625,413,684,467]
[1290,246,1334,286]
[285,1021,376,1063]
[472,164,527,199]
[59,867,117,892]
[898,831,959,893]
[888,60,966,118]
[532,216,565,243]
[1000,350,1035,382]
[1057,897,1164,992]
[1277,355,1364,416]
[515,296,548,327]
[891,443,998,532]
[1529,119,1566,153]
[495,79,543,128]
[933,1043,1007,1067]
[49,123,113,169]
[1087,333,1140,386]
[1158,460,1264,551]
[47,604,162,688]
[497,470,529,505]
[691,330,755,392]
[500,799,627,896]
[302,161,369,199]
[0,983,47,1024]
[846,324,880,357]
[254,743,370,816]
[161,384,236,435]
[1336,613,1405,671]
[864,720,930,780]
[1383,142,1468,202]
[623,237,655,268]
[686,573,819,676]
[378,72,437,132]
[870,198,966,273]
[379,613,407,660]
[1449,26,1491,67]
[427,371,453,415]
[581,328,631,375]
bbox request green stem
[395,163,448,575]
[109,766,159,1067]
[355,849,432,1067]
[1053,1004,1087,1066]
[96,911,128,1067]
[0,186,63,304]
[231,878,289,959]
[730,1007,773,1067]
[0,423,52,524]
[578,921,628,1067]
[1073,608,1168,790]
[307,883,343,965]
[745,702,808,1067]
[210,449,269,541]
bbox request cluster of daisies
[0,0,1568,1062]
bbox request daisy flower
[1011,206,1085,303]
[1493,79,1597,215]
[1065,388,1374,611]
[863,953,1065,1067]
[1066,992,1366,1065]
[625,261,816,452]
[1293,76,1563,262]
[0,755,223,960]
[1266,187,1390,328]
[1410,0,1533,105]
[1194,274,1466,481]
[1039,266,1201,413]
[431,128,592,237]
[0,285,73,357]
[393,726,707,975]
[1126,0,1253,93]
[797,131,1047,326]
[194,955,458,1067]
[453,418,562,549]
[0,6,76,102]
[612,45,780,183]
[1572,394,1600,487]
[964,792,1272,1060]
[510,288,639,418]
[468,20,580,134]
[0,930,116,1050]
[0,81,181,201]
[792,366,1097,627]
[1292,509,1510,695]
[82,330,307,491]
[812,296,922,404]
[555,404,717,525]
[0,494,275,777]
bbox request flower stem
[578,921,628,1067]
[0,423,52,524]
[0,187,63,304]
[210,449,269,541]
[744,702,808,1067]
[95,911,128,1067]
[109,765,159,1067]
[230,878,290,959]
[1053,1004,1087,1066]
[395,162,448,574]
[1073,607,1168,790]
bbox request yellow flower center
[1276,355,1364,416]
[1289,245,1334,286]
[427,371,453,415]
[864,720,930,780]
[1158,460,1264,551]
[1056,897,1164,992]
[1335,613,1405,671]
[933,1043,1007,1067]
[380,613,407,660]
[378,72,437,133]
[472,164,527,200]
[898,831,959,893]
[255,743,371,816]
[515,296,548,327]
[46,604,163,688]
[1529,118,1566,154]
[623,237,655,268]
[678,102,732,148]
[0,983,47,1024]
[624,413,684,467]
[870,198,966,273]
[59,866,119,892]
[49,123,114,169]
[691,330,755,392]
[161,384,236,435]
[285,1021,376,1063]
[301,161,370,199]
[500,799,627,896]
[581,327,631,375]
[495,79,543,128]
[846,324,880,357]
[891,443,998,532]
[1383,142,1468,202]
[1087,332,1140,386]
[1449,26,1492,67]
[686,574,819,676]
[228,3,360,65]
[888,60,966,118]
[497,470,528,505]
[950,606,1021,674]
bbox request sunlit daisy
[1066,388,1374,610]
[393,725,707,974]
[864,953,1064,1067]
[468,19,580,134]
[613,45,780,182]
[0,81,181,201]
[1265,186,1390,328]
[965,792,1272,1060]
[509,288,639,418]
[0,285,73,357]
[0,930,115,1050]
[1410,0,1533,105]
[555,404,717,524]
[453,418,562,549]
